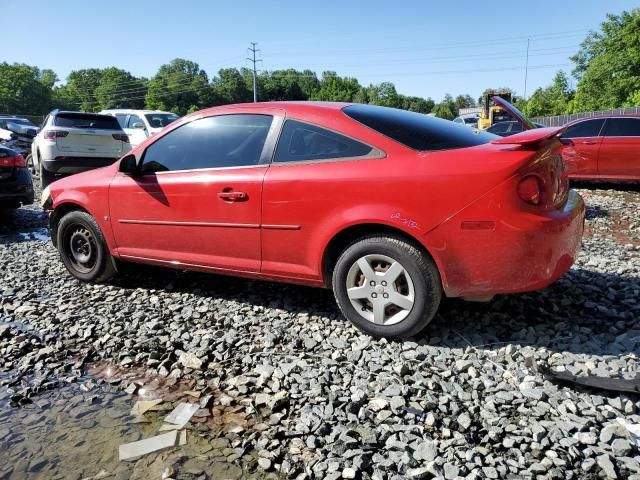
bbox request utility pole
[523,38,530,100]
[246,42,262,103]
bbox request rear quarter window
[54,113,122,130]
[343,104,496,151]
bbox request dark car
[0,145,34,208]
[486,121,545,137]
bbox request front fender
[49,186,116,253]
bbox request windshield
[463,117,478,124]
[343,104,496,151]
[145,113,180,129]
[54,113,122,130]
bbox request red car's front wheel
[332,235,441,339]
[57,211,116,283]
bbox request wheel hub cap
[345,254,415,326]
[66,226,97,273]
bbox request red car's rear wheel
[332,235,441,338]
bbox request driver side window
[141,114,273,173]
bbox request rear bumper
[0,169,34,205]
[424,190,585,298]
[43,157,118,174]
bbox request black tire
[40,163,55,189]
[26,154,35,174]
[57,210,116,283]
[332,235,441,339]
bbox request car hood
[4,122,40,137]
[490,96,537,131]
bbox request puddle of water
[18,228,50,242]
[0,371,264,480]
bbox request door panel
[107,111,283,272]
[562,137,602,175]
[598,118,640,178]
[598,137,640,177]
[559,118,606,177]
[109,167,266,271]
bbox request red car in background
[559,116,640,181]
[42,100,584,338]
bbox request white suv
[99,109,180,147]
[32,111,131,188]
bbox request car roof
[565,114,640,126]
[194,101,351,118]
[51,110,115,117]
[100,109,177,114]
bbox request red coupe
[559,115,640,181]
[42,100,584,338]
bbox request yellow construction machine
[477,91,513,130]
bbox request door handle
[578,140,597,145]
[218,190,247,202]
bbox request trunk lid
[491,126,564,146]
[0,147,23,181]
[56,129,125,155]
[490,95,537,131]
[53,112,127,156]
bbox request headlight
[40,186,52,209]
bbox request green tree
[366,82,400,107]
[211,68,252,104]
[56,68,104,111]
[571,9,640,111]
[0,63,55,114]
[523,70,574,117]
[259,70,307,101]
[454,94,476,112]
[146,59,213,115]
[311,71,362,102]
[400,96,435,114]
[432,94,456,119]
[624,90,640,107]
[94,68,147,110]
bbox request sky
[3,0,638,102]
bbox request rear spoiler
[491,126,565,146]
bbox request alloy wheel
[345,254,415,325]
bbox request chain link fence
[533,106,640,127]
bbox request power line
[264,31,588,58]
[524,39,531,100]
[246,42,262,102]
[67,45,576,97]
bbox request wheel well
[321,223,435,287]
[50,203,89,247]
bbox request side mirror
[119,154,139,175]
[558,137,574,146]
[132,122,145,130]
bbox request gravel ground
[1,183,640,479]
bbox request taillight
[112,133,129,143]
[0,154,26,168]
[517,175,542,205]
[43,130,68,140]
